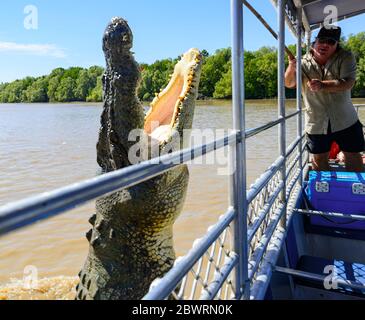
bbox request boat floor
[269,162,365,300]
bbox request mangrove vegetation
[1,32,364,103]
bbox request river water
[0,100,364,299]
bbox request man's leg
[307,132,332,171]
[334,121,365,172]
[343,152,364,172]
[311,152,330,171]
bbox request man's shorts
[306,120,365,154]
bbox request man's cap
[316,26,341,42]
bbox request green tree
[55,77,76,102]
[75,70,94,101]
[62,67,83,80]
[1,77,34,102]
[0,83,9,102]
[138,58,176,101]
[47,68,65,102]
[88,66,104,78]
[213,62,232,99]
[199,48,231,98]
[343,33,365,97]
[24,77,48,102]
[86,76,103,102]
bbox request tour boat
[0,0,365,300]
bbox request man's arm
[285,58,297,88]
[321,78,355,92]
[307,78,355,92]
[315,51,357,93]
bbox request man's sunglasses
[317,38,337,46]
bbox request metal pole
[306,30,312,53]
[296,7,303,187]
[305,30,311,167]
[230,0,249,300]
[278,0,286,227]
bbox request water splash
[0,276,77,300]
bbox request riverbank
[2,97,365,108]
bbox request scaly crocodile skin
[76,17,202,300]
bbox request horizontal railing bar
[245,118,283,139]
[143,207,235,300]
[294,208,365,221]
[249,182,303,300]
[285,154,300,180]
[247,181,284,243]
[285,110,301,121]
[247,133,305,205]
[0,132,239,237]
[285,133,305,159]
[247,156,284,204]
[200,252,238,300]
[275,266,365,292]
[286,168,302,199]
[245,110,300,140]
[248,202,286,280]
[248,167,302,281]
[247,155,304,248]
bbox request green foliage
[0,66,105,103]
[342,32,365,97]
[55,77,77,102]
[24,77,49,102]
[1,32,365,103]
[138,58,177,101]
[213,62,232,99]
[199,48,231,98]
[86,76,103,102]
[244,47,278,99]
[1,77,34,103]
[75,70,94,101]
[47,68,65,102]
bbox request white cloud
[0,41,66,58]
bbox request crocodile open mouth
[144,48,202,142]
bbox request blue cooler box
[305,171,365,230]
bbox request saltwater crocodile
[75,17,202,300]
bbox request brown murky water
[1,99,364,299]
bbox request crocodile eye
[122,34,129,42]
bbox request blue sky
[0,0,364,83]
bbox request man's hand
[307,79,323,92]
[288,57,297,71]
[285,57,297,88]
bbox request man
[285,25,365,172]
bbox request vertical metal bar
[305,30,311,169]
[296,7,303,186]
[278,0,286,227]
[306,30,311,53]
[230,0,249,300]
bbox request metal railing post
[278,0,287,227]
[230,0,249,300]
[296,7,303,186]
[306,30,312,53]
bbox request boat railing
[144,0,308,300]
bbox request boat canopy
[271,0,365,36]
